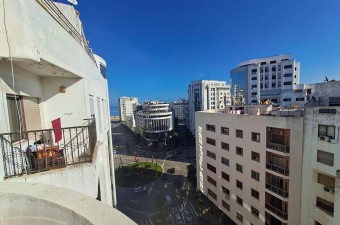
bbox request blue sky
[74,0,340,106]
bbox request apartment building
[300,81,340,225]
[230,54,300,105]
[196,105,303,225]
[119,96,138,122]
[135,101,174,142]
[187,80,231,135]
[170,99,188,125]
[280,83,315,108]
[0,0,134,224]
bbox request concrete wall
[0,182,136,225]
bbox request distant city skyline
[75,0,340,106]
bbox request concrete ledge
[0,182,136,225]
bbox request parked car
[134,186,147,193]
[173,212,183,224]
[165,194,172,205]
[182,207,193,222]
[167,167,175,174]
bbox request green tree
[186,164,197,188]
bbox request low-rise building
[170,99,188,125]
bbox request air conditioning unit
[267,127,273,131]
[278,130,283,135]
[319,136,330,142]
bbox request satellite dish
[67,0,78,5]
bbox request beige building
[300,81,340,225]
[196,105,303,225]
[119,96,138,122]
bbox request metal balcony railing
[265,203,288,220]
[266,183,289,198]
[266,162,289,176]
[1,119,96,178]
[266,142,290,153]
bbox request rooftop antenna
[67,0,78,5]
[324,76,329,82]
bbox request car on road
[182,207,193,222]
[173,212,183,224]
[134,186,147,193]
[165,195,172,205]
[167,167,175,174]
[161,173,168,180]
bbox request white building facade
[187,80,231,135]
[0,0,134,224]
[230,54,300,105]
[300,81,340,225]
[135,101,174,141]
[119,96,138,122]
[196,105,303,225]
[170,100,188,125]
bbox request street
[112,122,199,225]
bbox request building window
[221,142,229,151]
[206,124,216,132]
[284,64,292,69]
[222,171,230,181]
[283,98,291,102]
[236,212,243,222]
[207,176,217,187]
[251,151,260,162]
[221,127,229,135]
[284,81,292,85]
[221,157,229,166]
[207,163,216,173]
[251,170,260,181]
[236,129,243,138]
[329,97,340,106]
[236,180,243,190]
[251,77,257,80]
[296,97,305,101]
[317,173,335,189]
[208,188,217,200]
[284,73,292,77]
[251,189,259,199]
[207,150,216,160]
[316,197,334,216]
[236,147,243,156]
[318,125,335,139]
[222,186,230,196]
[315,221,322,225]
[236,196,243,206]
[251,132,260,142]
[236,163,243,173]
[222,200,230,211]
[251,206,259,218]
[317,150,334,166]
[206,137,216,146]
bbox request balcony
[266,162,289,176]
[265,203,288,220]
[266,142,290,153]
[1,119,96,178]
[266,183,289,198]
